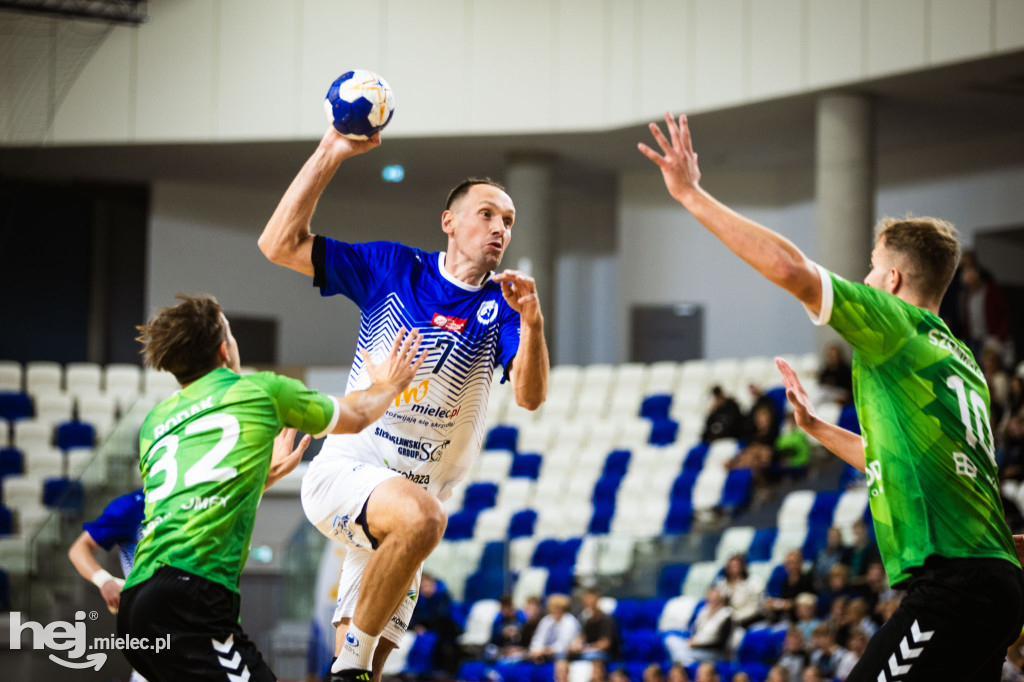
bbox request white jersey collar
[438,252,491,292]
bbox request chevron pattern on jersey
[875,619,934,682]
[212,634,251,682]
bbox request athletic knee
[405,495,446,550]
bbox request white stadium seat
[65,362,102,398]
[0,360,22,392]
[25,361,62,395]
[458,599,502,646]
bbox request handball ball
[324,70,395,140]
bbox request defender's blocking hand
[638,112,702,205]
[493,270,542,325]
[359,327,426,392]
[776,357,820,434]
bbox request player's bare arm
[639,112,823,315]
[332,327,427,433]
[776,357,866,472]
[264,427,312,491]
[493,269,549,410]
[258,127,381,276]
[68,532,123,613]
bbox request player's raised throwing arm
[494,270,549,411]
[638,113,823,316]
[258,127,381,276]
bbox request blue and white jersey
[82,488,145,577]
[314,239,520,501]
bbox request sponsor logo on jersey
[390,615,408,631]
[410,402,461,419]
[477,300,498,324]
[153,397,214,440]
[395,379,430,407]
[865,460,884,496]
[181,494,230,511]
[391,469,431,485]
[374,427,450,462]
[431,313,467,333]
[407,588,418,603]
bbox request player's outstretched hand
[359,327,426,392]
[265,427,311,491]
[775,357,820,433]
[319,126,382,161]
[493,270,542,325]
[637,112,702,205]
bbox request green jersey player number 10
[146,413,241,502]
[946,375,996,470]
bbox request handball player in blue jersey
[260,126,550,681]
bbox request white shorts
[301,455,418,644]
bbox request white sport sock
[331,623,376,673]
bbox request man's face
[443,184,515,270]
[864,239,896,293]
[221,314,241,373]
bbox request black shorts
[117,566,276,682]
[848,556,1024,682]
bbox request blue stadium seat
[838,463,866,488]
[494,661,534,682]
[613,598,643,630]
[443,510,479,540]
[0,568,9,610]
[463,482,499,511]
[737,627,777,665]
[603,450,631,477]
[592,475,623,505]
[802,522,831,559]
[531,538,563,568]
[588,503,615,535]
[557,538,583,567]
[406,630,438,675]
[485,425,518,452]
[545,566,574,595]
[739,662,771,682]
[56,420,95,450]
[457,661,490,682]
[720,468,753,511]
[43,477,84,511]
[838,403,860,434]
[479,541,506,572]
[648,418,679,446]
[510,453,542,479]
[508,509,537,538]
[747,528,777,562]
[764,387,788,426]
[640,394,672,420]
[0,505,12,536]
[765,565,788,598]
[464,570,506,603]
[0,392,33,422]
[637,598,668,630]
[657,563,690,598]
[620,629,665,663]
[0,447,24,478]
[529,662,555,682]
[671,472,699,501]
[682,443,709,472]
[809,490,841,526]
[663,499,693,535]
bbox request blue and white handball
[324,70,395,140]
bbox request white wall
[8,0,1021,145]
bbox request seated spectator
[667,662,691,682]
[726,403,780,502]
[847,520,881,584]
[818,342,852,405]
[810,528,852,592]
[807,624,848,679]
[569,587,620,661]
[555,659,570,682]
[1000,414,1024,482]
[777,627,808,681]
[742,384,780,437]
[499,595,544,661]
[665,586,732,666]
[694,662,721,682]
[793,592,820,645]
[489,594,526,658]
[765,665,790,682]
[800,666,825,682]
[834,628,868,681]
[835,598,876,647]
[862,561,897,616]
[610,668,632,682]
[764,549,814,622]
[815,564,860,618]
[702,385,743,442]
[713,554,764,627]
[529,594,581,662]
[730,673,751,682]
[408,572,462,676]
[643,663,665,682]
[960,258,1011,363]
[771,411,811,478]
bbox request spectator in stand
[714,554,764,627]
[667,662,692,682]
[610,667,632,682]
[488,594,525,659]
[834,628,868,681]
[725,402,780,499]
[771,411,811,479]
[702,385,743,442]
[498,595,543,662]
[408,572,462,676]
[984,344,1013,426]
[569,586,619,680]
[729,673,751,682]
[800,666,825,682]
[764,549,814,623]
[694,662,720,682]
[765,665,790,682]
[817,343,853,405]
[810,528,852,592]
[643,663,665,682]
[960,256,1012,362]
[823,596,848,639]
[777,627,809,680]
[836,598,876,647]
[1001,414,1024,483]
[861,561,896,617]
[554,659,570,682]
[815,564,859,619]
[793,592,820,644]
[807,623,848,678]
[664,586,733,666]
[529,594,581,662]
[847,520,881,585]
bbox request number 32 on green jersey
[146,413,241,502]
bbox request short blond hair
[875,216,960,304]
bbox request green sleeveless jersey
[815,266,1018,586]
[126,368,337,593]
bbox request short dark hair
[875,215,960,304]
[445,177,506,211]
[136,293,226,384]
